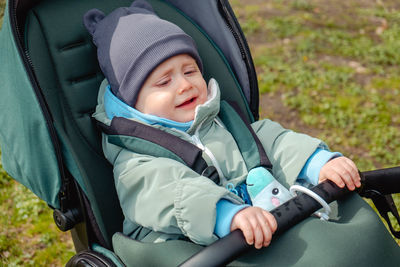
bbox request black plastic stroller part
[180,168,400,267]
[52,171,85,232]
[66,250,117,267]
[179,180,352,267]
[360,166,400,195]
[359,166,400,238]
[53,208,82,232]
[369,194,400,239]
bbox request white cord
[289,185,331,221]
[214,117,225,128]
[192,121,227,184]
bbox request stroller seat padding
[25,0,133,248]
[24,0,251,248]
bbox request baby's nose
[178,76,192,93]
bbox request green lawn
[0,166,74,266]
[233,0,400,170]
[232,0,400,243]
[1,0,399,265]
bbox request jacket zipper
[8,0,69,210]
[218,0,260,121]
[179,120,227,184]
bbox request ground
[233,0,400,170]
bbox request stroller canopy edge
[0,6,62,208]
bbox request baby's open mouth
[177,97,196,108]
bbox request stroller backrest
[24,0,254,247]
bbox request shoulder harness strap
[97,101,272,183]
[219,101,273,171]
[98,117,211,176]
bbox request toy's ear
[83,9,106,36]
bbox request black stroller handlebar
[179,167,400,267]
[179,180,349,267]
[362,166,400,195]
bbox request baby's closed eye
[156,76,171,86]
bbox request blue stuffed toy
[246,167,292,211]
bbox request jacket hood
[93,78,221,136]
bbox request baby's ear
[83,9,105,36]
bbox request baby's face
[135,54,207,123]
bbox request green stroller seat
[0,0,399,266]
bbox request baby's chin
[174,115,195,123]
[170,111,195,123]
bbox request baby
[85,0,361,249]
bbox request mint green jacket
[93,79,325,245]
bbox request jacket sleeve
[251,119,327,187]
[113,148,242,245]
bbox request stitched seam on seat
[59,40,86,51]
[30,8,105,158]
[69,72,99,85]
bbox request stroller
[1,0,399,265]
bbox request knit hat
[83,0,203,107]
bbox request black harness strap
[219,101,272,170]
[98,117,209,175]
[98,102,273,184]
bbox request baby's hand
[230,207,277,249]
[319,156,361,191]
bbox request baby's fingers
[339,169,356,190]
[336,161,359,191]
[247,214,265,249]
[263,210,277,234]
[253,224,264,249]
[259,212,276,247]
[320,157,361,190]
[237,219,255,246]
[249,210,273,249]
[342,158,361,188]
[324,171,346,188]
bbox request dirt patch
[259,92,321,137]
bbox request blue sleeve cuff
[214,199,249,238]
[298,148,342,185]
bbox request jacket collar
[93,78,221,135]
[187,78,220,135]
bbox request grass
[0,0,5,28]
[233,0,400,242]
[235,0,400,170]
[0,151,75,266]
[0,0,399,265]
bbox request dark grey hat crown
[83,0,203,106]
